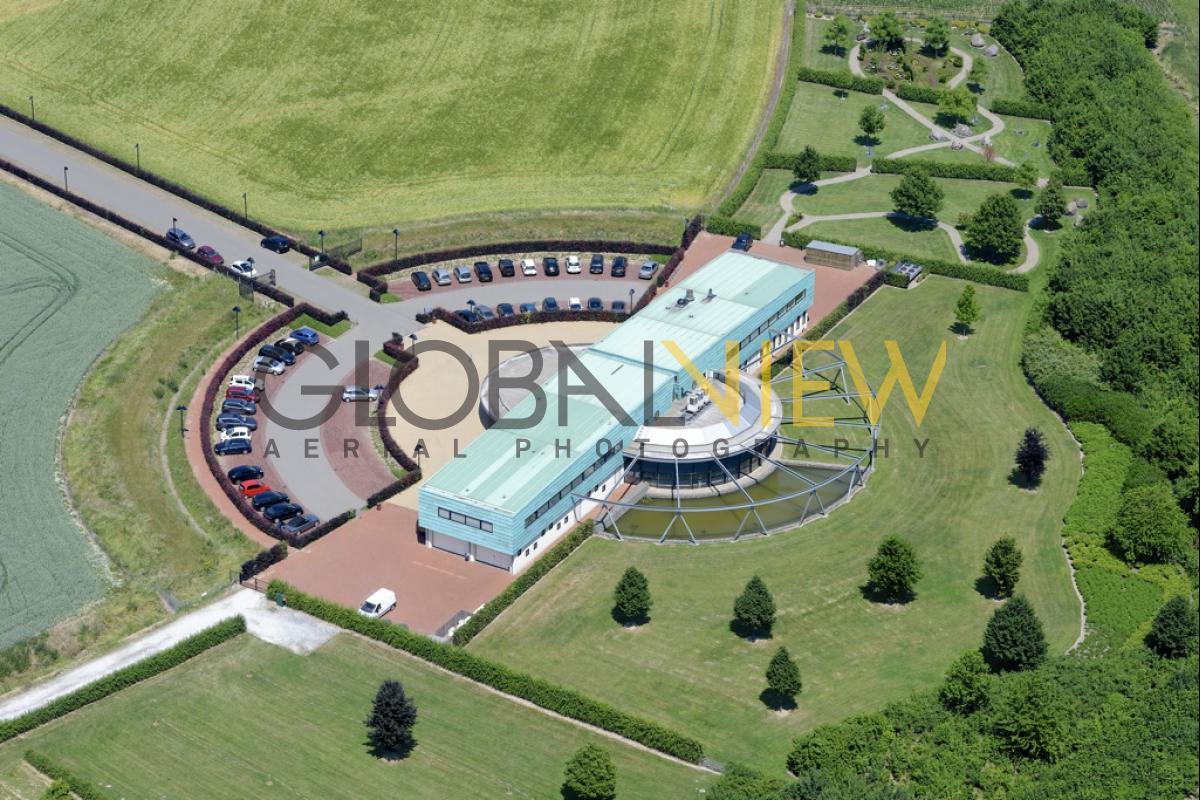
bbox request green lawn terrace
[471,277,1083,773]
[0,635,710,799]
[777,83,935,165]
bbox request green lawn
[991,115,1055,176]
[470,277,1082,774]
[0,635,710,799]
[734,169,796,228]
[778,82,934,163]
[802,216,961,261]
[950,31,1027,103]
[801,17,853,71]
[0,0,782,235]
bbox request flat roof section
[806,240,863,256]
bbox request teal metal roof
[422,251,812,514]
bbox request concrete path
[787,210,969,263]
[0,588,337,722]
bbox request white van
[228,374,256,390]
[358,588,397,618]
[568,297,582,310]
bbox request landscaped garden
[470,276,1083,773]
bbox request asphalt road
[0,115,654,518]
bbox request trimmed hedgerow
[266,579,705,762]
[24,751,109,800]
[1034,377,1155,449]
[239,542,288,583]
[781,232,1028,291]
[704,215,763,239]
[795,67,884,95]
[872,157,1017,183]
[892,82,943,104]
[990,97,1051,119]
[763,150,858,173]
[452,523,594,646]
[0,617,246,744]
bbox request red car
[238,479,270,497]
[195,245,224,266]
[226,385,260,402]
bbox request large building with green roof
[418,250,814,571]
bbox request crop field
[0,180,160,650]
[471,277,1083,773]
[0,635,711,799]
[0,0,783,236]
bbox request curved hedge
[795,67,883,95]
[24,751,109,800]
[989,97,1051,120]
[452,523,594,646]
[267,579,705,762]
[872,157,1017,183]
[0,617,246,744]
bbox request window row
[523,442,621,528]
[437,507,493,533]
[739,289,807,349]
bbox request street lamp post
[62,166,68,192]
[171,216,177,233]
[392,228,400,263]
[242,193,248,222]
[318,230,326,254]
[135,142,140,171]
[176,404,187,437]
[28,95,34,121]
[628,287,635,312]
[232,305,241,339]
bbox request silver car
[453,265,472,284]
[342,385,382,403]
[252,356,284,375]
[432,267,452,286]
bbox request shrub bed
[0,617,246,744]
[238,542,288,583]
[795,67,884,95]
[872,157,1017,182]
[0,157,296,307]
[266,579,706,762]
[0,103,353,274]
[199,302,357,546]
[24,751,109,800]
[763,150,858,174]
[803,272,886,340]
[780,232,1029,291]
[1033,376,1155,448]
[990,97,1051,119]
[452,523,594,646]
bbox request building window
[437,507,492,533]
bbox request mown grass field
[0,635,712,799]
[0,0,782,237]
[803,215,961,260]
[471,277,1082,774]
[0,180,160,651]
[778,82,934,163]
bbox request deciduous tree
[992,670,1070,761]
[871,10,906,52]
[982,536,1023,597]
[925,17,951,54]
[1035,177,1065,226]
[562,744,616,800]
[824,14,855,56]
[1145,595,1199,658]
[792,145,823,185]
[965,192,1024,263]
[939,650,991,712]
[1108,482,1191,564]
[889,169,943,220]
[937,85,977,123]
[954,284,980,334]
[867,536,922,600]
[859,105,886,142]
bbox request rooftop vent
[703,288,716,302]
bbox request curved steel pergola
[574,355,881,544]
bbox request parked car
[542,297,559,312]
[216,413,257,432]
[543,257,559,276]
[496,302,515,318]
[259,344,295,365]
[274,338,305,356]
[196,245,223,266]
[228,374,257,390]
[431,267,452,286]
[238,479,270,497]
[520,258,537,276]
[456,308,481,323]
[279,514,320,535]
[252,356,285,375]
[611,256,627,277]
[225,385,259,402]
[411,270,432,291]
[263,502,303,523]
[497,258,516,277]
[568,297,582,310]
[342,385,382,403]
[453,265,472,284]
[290,327,320,346]
[475,305,496,320]
[519,302,538,314]
[611,299,628,313]
[638,260,659,280]
[221,398,257,416]
[229,258,258,279]
[251,490,288,511]
[227,464,263,483]
[224,388,258,403]
[214,439,251,456]
[589,253,604,274]
[220,426,252,443]
[732,232,753,251]
[587,297,604,311]
[260,234,290,253]
[473,261,493,282]
[565,255,581,274]
[165,227,195,250]
[358,588,397,618]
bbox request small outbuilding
[805,240,864,270]
[970,33,985,48]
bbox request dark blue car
[214,439,251,456]
[259,344,295,365]
[221,398,257,416]
[542,297,559,312]
[215,413,258,432]
[519,302,537,314]
[496,303,515,317]
[290,327,319,346]
[251,490,289,511]
[264,502,303,523]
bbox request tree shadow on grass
[853,134,880,148]
[949,321,972,336]
[611,608,650,627]
[1006,467,1041,490]
[759,689,798,711]
[886,214,938,233]
[365,736,416,761]
[792,182,819,196]
[1009,187,1035,201]
[974,575,1000,599]
[729,619,774,641]
[858,582,917,605]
